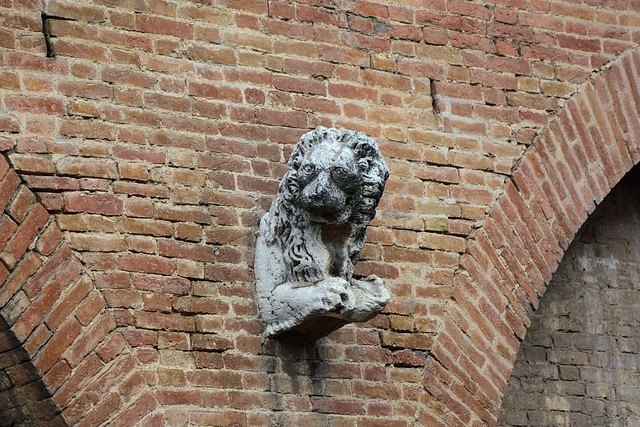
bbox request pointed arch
[420,48,640,424]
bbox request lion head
[261,127,389,285]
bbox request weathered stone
[255,127,390,339]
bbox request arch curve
[0,151,160,425]
[422,47,640,425]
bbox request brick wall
[0,152,158,425]
[1,0,640,424]
[499,165,640,426]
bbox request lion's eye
[300,164,315,175]
[331,166,349,181]
[358,159,369,172]
[331,166,358,190]
[331,166,359,194]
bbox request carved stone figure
[255,127,390,339]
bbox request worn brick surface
[499,167,640,426]
[1,0,640,425]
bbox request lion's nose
[310,171,331,198]
[302,171,346,214]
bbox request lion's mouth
[320,212,338,223]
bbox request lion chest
[319,222,352,278]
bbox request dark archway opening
[499,165,640,426]
[0,315,64,426]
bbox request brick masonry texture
[0,0,639,425]
[499,166,640,426]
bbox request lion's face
[297,141,361,224]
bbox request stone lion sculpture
[255,127,390,339]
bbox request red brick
[131,274,190,295]
[434,81,483,101]
[0,170,20,212]
[23,175,80,192]
[120,218,172,237]
[110,393,158,427]
[36,222,64,256]
[382,246,431,263]
[318,44,370,67]
[311,397,366,415]
[57,156,118,179]
[0,215,17,253]
[123,198,153,219]
[205,227,251,245]
[393,349,426,367]
[1,3,637,424]
[94,271,130,290]
[53,39,110,62]
[22,242,69,298]
[134,311,195,332]
[157,389,203,406]
[34,317,83,373]
[488,22,535,43]
[64,194,123,216]
[57,80,113,98]
[173,297,229,315]
[43,360,72,391]
[112,145,165,164]
[449,32,496,54]
[10,153,56,174]
[156,204,212,224]
[185,44,236,65]
[76,292,105,326]
[46,275,92,331]
[54,256,84,289]
[186,369,242,388]
[142,292,171,312]
[282,58,332,78]
[136,15,193,38]
[59,118,117,140]
[66,314,117,367]
[296,4,340,26]
[6,52,68,74]
[273,75,326,96]
[121,330,157,347]
[558,34,602,53]
[77,393,122,426]
[13,281,61,341]
[54,354,104,408]
[223,0,267,14]
[0,156,8,179]
[236,175,279,194]
[188,81,242,102]
[82,353,135,405]
[5,95,66,115]
[103,289,142,309]
[101,66,156,89]
[293,96,339,115]
[470,69,517,90]
[118,254,175,275]
[0,71,20,91]
[343,32,390,52]
[143,92,190,113]
[149,129,205,150]
[203,263,251,282]
[1,204,49,268]
[158,238,215,262]
[97,333,127,362]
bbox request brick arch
[0,150,160,425]
[420,48,640,425]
